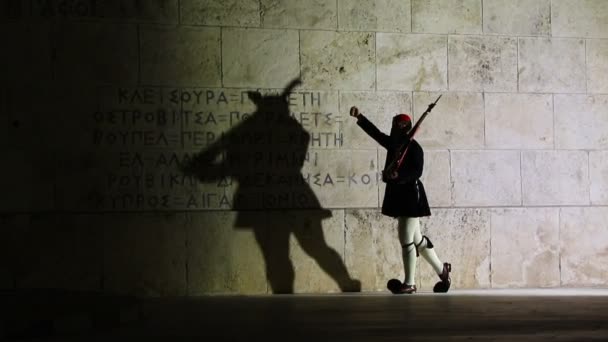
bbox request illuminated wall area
[2,0,608,295]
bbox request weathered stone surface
[344,209,405,292]
[302,149,379,208]
[6,85,99,153]
[590,151,608,205]
[412,0,482,34]
[451,151,521,207]
[338,0,411,33]
[418,208,491,290]
[261,0,337,29]
[11,215,103,291]
[223,28,299,88]
[1,215,29,289]
[0,148,55,212]
[339,91,412,149]
[0,0,28,19]
[140,26,221,86]
[377,34,447,91]
[177,87,339,148]
[552,0,608,38]
[1,23,51,84]
[485,93,553,149]
[490,208,560,288]
[521,151,589,206]
[267,210,353,293]
[414,92,484,149]
[181,0,260,26]
[560,207,608,286]
[448,36,517,92]
[95,86,183,151]
[518,38,586,93]
[587,40,608,94]
[187,211,267,294]
[32,0,179,23]
[103,213,187,296]
[36,85,183,211]
[483,0,550,36]
[1,85,75,211]
[301,31,375,90]
[54,22,138,84]
[555,95,608,149]
[420,150,451,208]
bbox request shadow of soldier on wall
[181,77,360,293]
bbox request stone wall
[1,0,607,295]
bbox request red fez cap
[394,114,411,122]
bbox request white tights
[398,217,443,286]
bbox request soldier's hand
[349,106,360,118]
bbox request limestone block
[181,0,260,26]
[129,149,232,212]
[223,28,299,88]
[521,151,589,206]
[302,149,379,208]
[344,209,404,292]
[412,0,482,34]
[587,40,608,94]
[590,151,608,205]
[490,208,560,288]
[140,26,221,86]
[451,150,521,206]
[265,210,352,293]
[555,95,608,149]
[518,38,586,93]
[31,0,178,23]
[0,148,55,211]
[377,34,447,91]
[0,215,29,289]
[339,91,412,149]
[1,23,51,84]
[103,213,188,296]
[0,89,5,156]
[177,89,342,211]
[0,0,28,19]
[413,92,484,149]
[485,93,553,149]
[261,0,337,29]
[6,85,99,153]
[187,211,267,294]
[560,207,608,286]
[418,208,491,290]
[53,22,138,84]
[95,86,183,152]
[483,0,550,36]
[301,31,375,90]
[11,215,103,291]
[420,150,451,207]
[1,85,75,211]
[338,0,411,33]
[53,85,186,211]
[55,150,146,211]
[552,0,608,38]
[448,35,517,92]
[186,88,339,150]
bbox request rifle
[382,95,442,182]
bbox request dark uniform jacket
[357,115,431,218]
